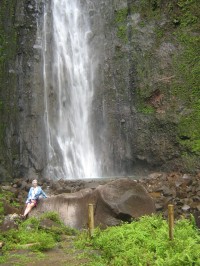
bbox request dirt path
[1,236,91,266]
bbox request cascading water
[41,0,99,179]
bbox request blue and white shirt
[26,186,47,204]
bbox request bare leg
[23,202,35,217]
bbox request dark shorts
[27,199,38,207]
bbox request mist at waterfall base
[42,0,100,180]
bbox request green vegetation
[0,211,77,263]
[137,103,155,115]
[0,210,199,265]
[115,0,200,169]
[0,189,21,223]
[76,215,200,266]
[172,0,200,154]
[115,8,128,42]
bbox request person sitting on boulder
[23,179,47,217]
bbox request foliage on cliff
[114,0,200,171]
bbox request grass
[0,189,21,223]
[0,211,77,264]
[75,215,200,266]
[0,211,199,265]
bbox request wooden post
[168,204,174,241]
[88,203,94,238]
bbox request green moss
[131,0,200,160]
[0,189,21,221]
[180,153,199,172]
[136,102,155,115]
[115,8,128,23]
[114,8,128,42]
[178,103,200,154]
[171,0,200,155]
[0,202,4,216]
[155,28,164,38]
[130,0,162,19]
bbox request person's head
[32,179,38,187]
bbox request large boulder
[30,178,155,229]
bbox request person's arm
[25,188,32,203]
[41,188,47,198]
[34,187,47,199]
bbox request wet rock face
[14,0,47,178]
[93,1,175,175]
[0,0,46,180]
[30,178,155,229]
[93,1,200,175]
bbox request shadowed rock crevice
[115,212,132,222]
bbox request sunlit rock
[30,178,155,229]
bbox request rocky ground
[139,172,200,227]
[1,172,200,227]
[0,173,200,265]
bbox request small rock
[148,173,162,179]
[175,180,182,188]
[120,119,126,123]
[7,213,20,221]
[0,215,19,232]
[164,196,173,204]
[1,186,11,191]
[21,180,29,191]
[149,192,161,198]
[182,174,190,179]
[155,203,163,210]
[196,205,200,212]
[182,204,190,211]
[181,174,192,186]
[186,186,192,192]
[28,4,33,9]
[161,186,172,196]
[39,218,59,230]
[196,186,200,192]
[176,191,187,199]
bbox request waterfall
[41,0,99,179]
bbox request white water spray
[42,0,99,179]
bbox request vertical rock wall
[94,0,200,176]
[0,0,199,180]
[0,0,46,180]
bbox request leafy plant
[75,215,200,266]
[0,211,77,255]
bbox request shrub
[76,215,200,266]
[0,211,76,253]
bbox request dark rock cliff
[0,0,46,180]
[95,0,200,176]
[0,0,199,180]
